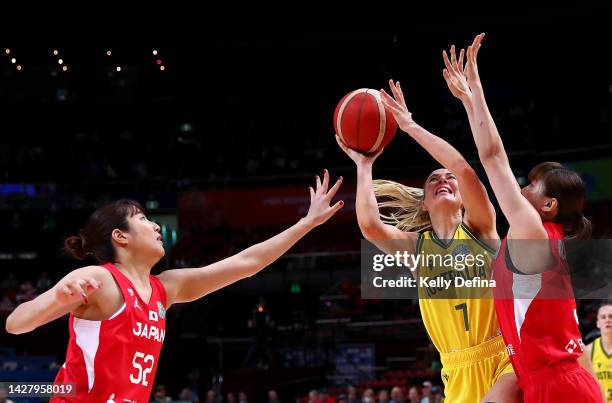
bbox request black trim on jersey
[415,233,424,278]
[460,223,498,254]
[600,337,612,359]
[504,241,528,275]
[429,224,460,249]
[416,232,424,255]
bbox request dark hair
[64,199,144,263]
[528,162,591,240]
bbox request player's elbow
[235,253,263,278]
[5,313,25,335]
[477,143,504,163]
[452,161,476,179]
[5,317,15,334]
[359,221,386,241]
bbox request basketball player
[5,170,344,402]
[584,303,612,401]
[442,32,602,402]
[336,83,520,401]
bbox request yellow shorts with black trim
[440,335,514,403]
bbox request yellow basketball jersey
[591,337,612,402]
[417,222,499,353]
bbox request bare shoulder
[65,265,120,302]
[155,269,189,291]
[65,265,114,282]
[155,271,170,294]
[155,269,179,284]
[70,265,124,318]
[403,231,420,240]
[155,269,187,308]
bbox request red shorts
[521,360,601,403]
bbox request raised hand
[380,79,417,132]
[464,33,485,86]
[305,169,344,226]
[442,44,471,102]
[335,134,384,168]
[56,276,102,305]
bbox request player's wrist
[399,119,419,134]
[468,79,483,91]
[298,215,318,230]
[461,94,475,109]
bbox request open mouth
[435,186,453,196]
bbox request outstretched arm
[443,34,547,241]
[335,136,418,251]
[158,170,345,306]
[6,266,104,334]
[380,80,496,236]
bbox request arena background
[1,4,611,402]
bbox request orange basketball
[333,88,398,154]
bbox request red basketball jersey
[52,263,167,403]
[492,222,584,384]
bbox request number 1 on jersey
[455,303,469,331]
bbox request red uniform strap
[101,262,133,302]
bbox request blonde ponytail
[372,179,431,233]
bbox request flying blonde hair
[372,179,432,232]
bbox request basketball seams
[366,89,387,153]
[336,88,368,146]
[335,88,397,154]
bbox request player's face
[521,179,551,216]
[597,305,612,335]
[126,212,165,259]
[423,169,462,212]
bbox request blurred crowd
[148,381,444,403]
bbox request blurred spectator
[320,388,334,403]
[389,387,404,403]
[268,389,281,403]
[407,387,419,403]
[0,384,15,403]
[179,387,199,403]
[430,386,442,403]
[377,389,389,403]
[35,270,53,292]
[226,392,237,403]
[362,389,374,403]
[205,390,216,403]
[15,281,36,304]
[420,382,432,403]
[152,384,172,402]
[347,386,358,403]
[0,273,18,291]
[0,294,15,315]
[243,297,275,368]
[337,394,348,403]
[238,391,248,403]
[308,389,320,403]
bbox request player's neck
[114,261,151,287]
[602,333,612,353]
[429,210,462,240]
